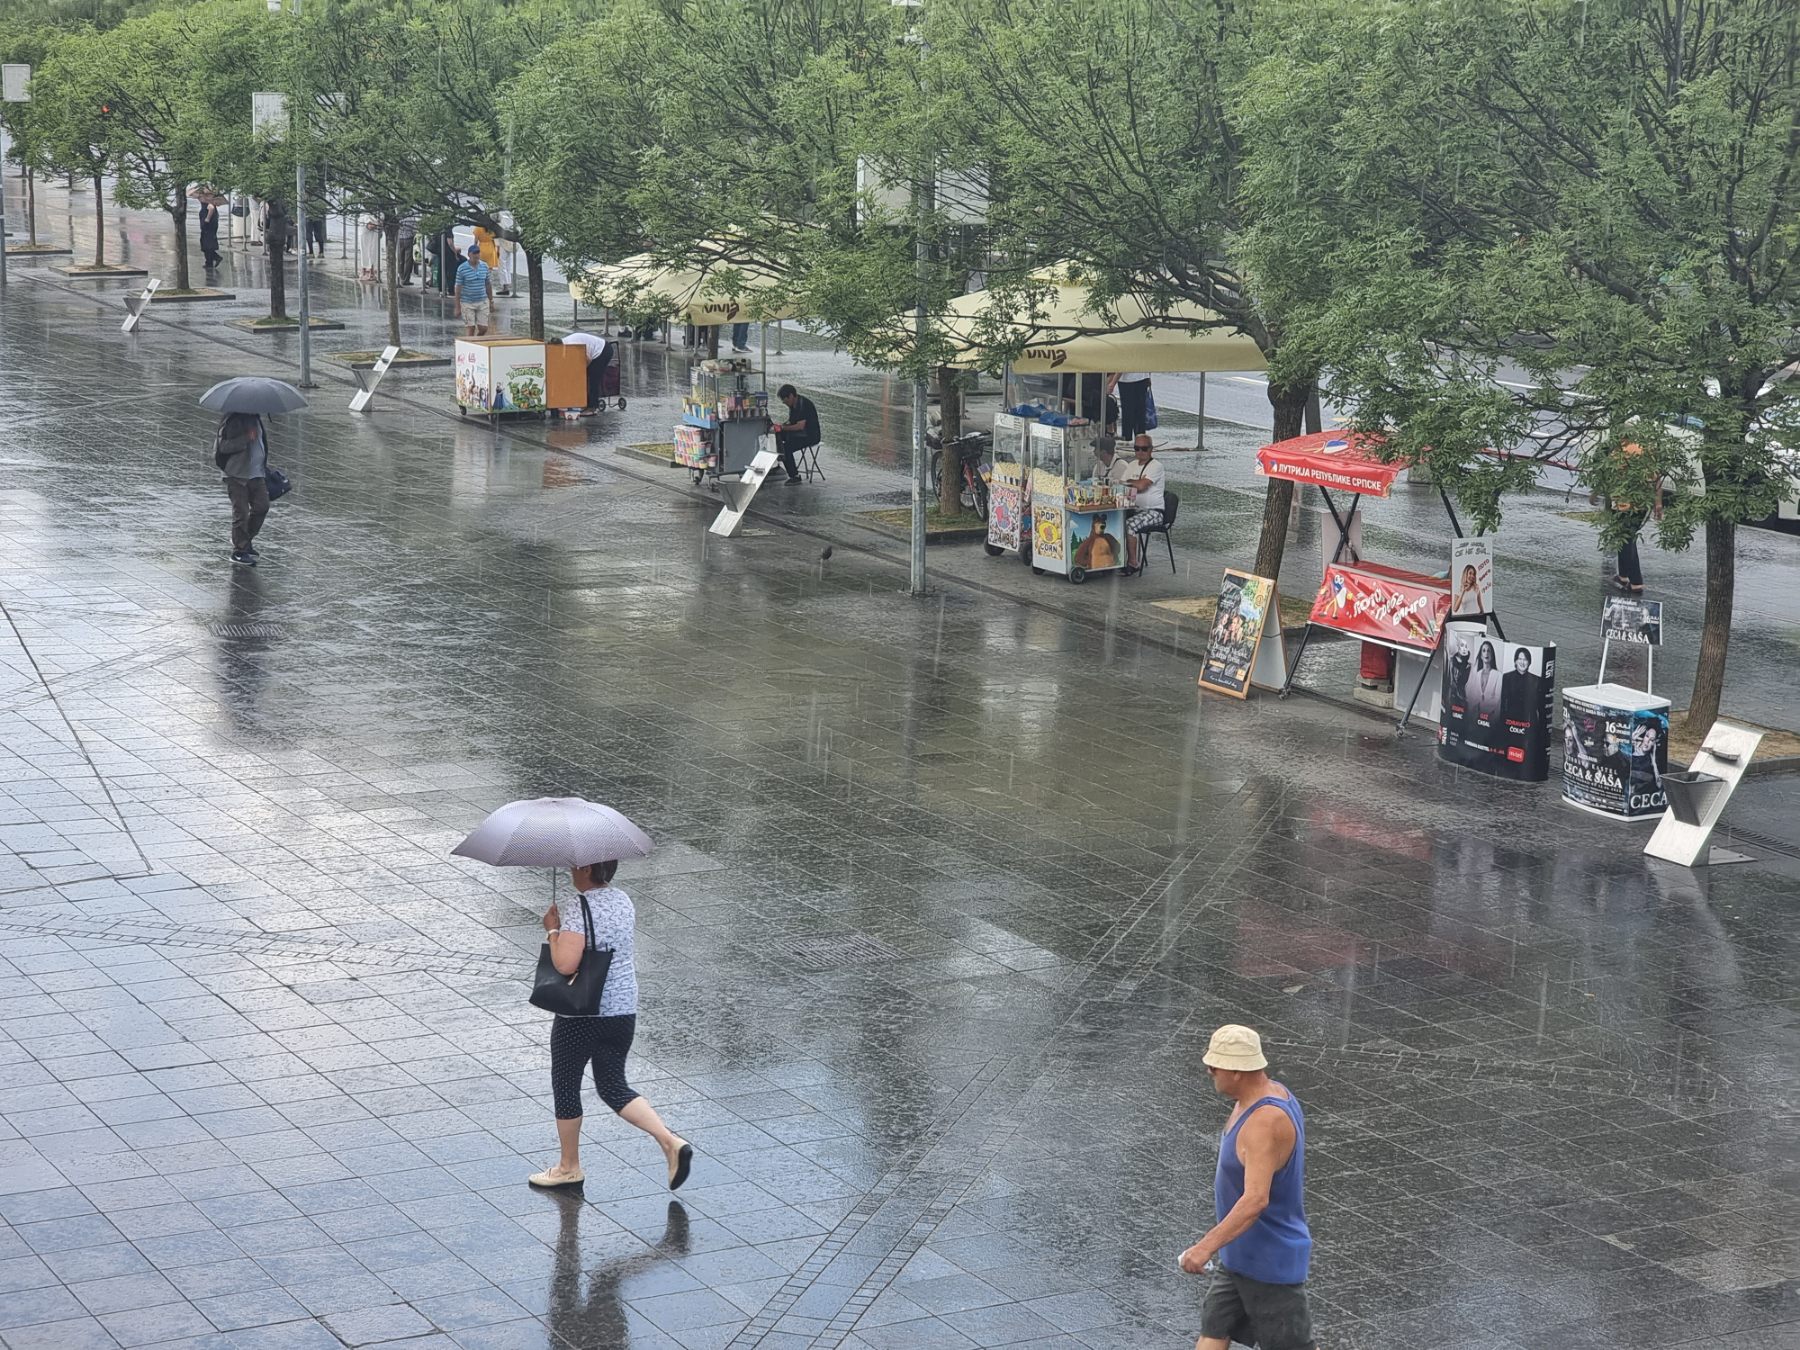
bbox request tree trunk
[1305,391,1322,435]
[706,325,720,358]
[384,215,401,349]
[92,175,104,266]
[170,203,191,290]
[936,365,963,515]
[1685,516,1734,733]
[265,199,288,320]
[526,247,545,340]
[25,170,36,246]
[1251,380,1312,579]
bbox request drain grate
[777,932,902,972]
[210,621,285,639]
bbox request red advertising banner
[1254,431,1407,498]
[1309,562,1451,651]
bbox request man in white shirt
[561,331,613,414]
[1122,434,1167,573]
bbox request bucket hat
[1202,1024,1268,1072]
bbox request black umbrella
[198,377,309,415]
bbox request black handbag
[529,893,613,1016]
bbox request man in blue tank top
[1179,1024,1316,1350]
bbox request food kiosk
[453,337,586,420]
[1022,418,1129,583]
[984,409,1039,558]
[672,359,770,484]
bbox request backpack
[213,422,234,471]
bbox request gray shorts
[1200,1267,1315,1350]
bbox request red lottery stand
[1257,431,1507,732]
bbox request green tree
[16,25,123,267]
[502,1,673,293]
[644,0,987,509]
[288,0,448,349]
[0,28,59,250]
[76,3,265,290]
[1256,0,1800,732]
[932,0,1330,576]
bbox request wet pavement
[0,188,1796,1350]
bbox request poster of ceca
[1563,695,1670,816]
[1437,621,1555,780]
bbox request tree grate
[776,932,903,972]
[210,621,285,638]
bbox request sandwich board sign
[1199,569,1287,698]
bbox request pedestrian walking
[771,384,822,484]
[215,412,270,566]
[454,243,494,337]
[1180,1025,1316,1350]
[731,321,751,352]
[474,225,508,295]
[561,331,614,414]
[196,193,222,268]
[528,859,694,1192]
[303,186,329,258]
[1609,440,1660,595]
[397,216,418,286]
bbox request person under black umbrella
[199,378,304,567]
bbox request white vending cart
[984,410,1038,560]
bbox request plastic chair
[1135,491,1179,574]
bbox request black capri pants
[550,1014,640,1118]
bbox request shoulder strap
[578,893,597,953]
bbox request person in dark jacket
[197,195,222,268]
[216,413,270,566]
[771,384,821,484]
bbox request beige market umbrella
[942,269,1267,374]
[570,250,797,326]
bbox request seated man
[1121,434,1167,574]
[770,383,822,484]
[560,330,613,414]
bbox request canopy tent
[569,250,797,326]
[1254,430,1410,499]
[942,271,1267,374]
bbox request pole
[0,124,9,288]
[909,192,929,596]
[293,0,312,386]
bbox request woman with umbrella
[453,798,694,1193]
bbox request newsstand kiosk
[1261,431,1507,732]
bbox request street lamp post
[270,0,312,386]
[896,0,929,596]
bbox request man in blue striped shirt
[454,243,493,336]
